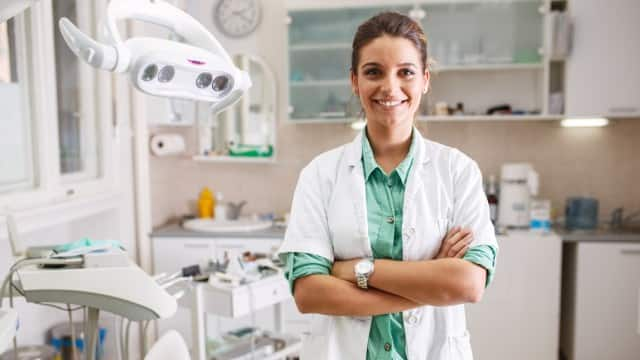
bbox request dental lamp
[58,0,251,115]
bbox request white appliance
[498,163,539,228]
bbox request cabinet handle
[218,244,244,249]
[620,249,640,256]
[184,243,209,249]
[609,106,638,114]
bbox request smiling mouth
[374,99,409,108]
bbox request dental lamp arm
[105,0,231,62]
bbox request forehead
[358,35,421,68]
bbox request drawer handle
[184,243,209,249]
[218,244,245,249]
[609,106,638,114]
[620,249,640,256]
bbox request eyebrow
[361,62,418,69]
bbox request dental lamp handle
[105,0,232,63]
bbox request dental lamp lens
[158,66,175,83]
[142,64,158,81]
[196,73,213,88]
[212,76,230,92]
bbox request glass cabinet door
[287,1,544,122]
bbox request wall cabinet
[564,0,640,118]
[560,242,640,360]
[466,231,562,360]
[286,0,559,123]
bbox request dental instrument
[57,0,251,115]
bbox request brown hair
[351,11,428,73]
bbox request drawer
[194,275,291,318]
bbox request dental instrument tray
[178,274,290,318]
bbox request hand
[331,259,359,283]
[436,226,473,259]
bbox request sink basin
[182,218,273,233]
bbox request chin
[369,112,413,130]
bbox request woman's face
[351,35,429,132]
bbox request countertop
[555,228,640,243]
[151,224,640,243]
[151,223,286,239]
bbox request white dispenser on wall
[498,163,539,228]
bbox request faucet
[610,207,640,231]
[226,200,247,220]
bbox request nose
[380,74,401,96]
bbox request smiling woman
[277,11,498,360]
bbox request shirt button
[386,216,395,224]
[384,343,391,352]
[407,315,418,325]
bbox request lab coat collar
[345,126,431,169]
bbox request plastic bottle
[487,175,499,225]
[198,187,214,218]
[215,192,227,221]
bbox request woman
[278,12,498,360]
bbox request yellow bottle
[198,187,214,218]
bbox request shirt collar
[361,127,417,185]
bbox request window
[52,0,100,181]
[0,18,37,195]
[0,0,115,209]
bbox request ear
[423,69,430,94]
[350,70,359,96]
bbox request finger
[444,226,461,239]
[438,228,467,258]
[448,233,473,257]
[445,228,471,247]
[454,244,470,258]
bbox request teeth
[377,100,404,107]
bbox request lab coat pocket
[445,330,473,360]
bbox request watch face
[356,260,373,275]
[214,0,262,38]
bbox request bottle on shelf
[215,192,227,221]
[198,187,214,218]
[486,175,499,225]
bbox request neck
[365,123,413,160]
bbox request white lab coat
[278,129,498,360]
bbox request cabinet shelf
[290,79,350,87]
[290,115,564,123]
[192,155,276,164]
[290,42,351,51]
[432,62,544,73]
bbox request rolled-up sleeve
[463,245,498,287]
[284,252,332,294]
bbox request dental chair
[144,330,191,360]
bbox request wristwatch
[354,258,375,289]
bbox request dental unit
[1,0,251,359]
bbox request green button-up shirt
[284,128,497,359]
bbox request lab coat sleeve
[451,150,499,251]
[277,162,335,263]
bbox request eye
[400,68,416,77]
[363,68,381,76]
